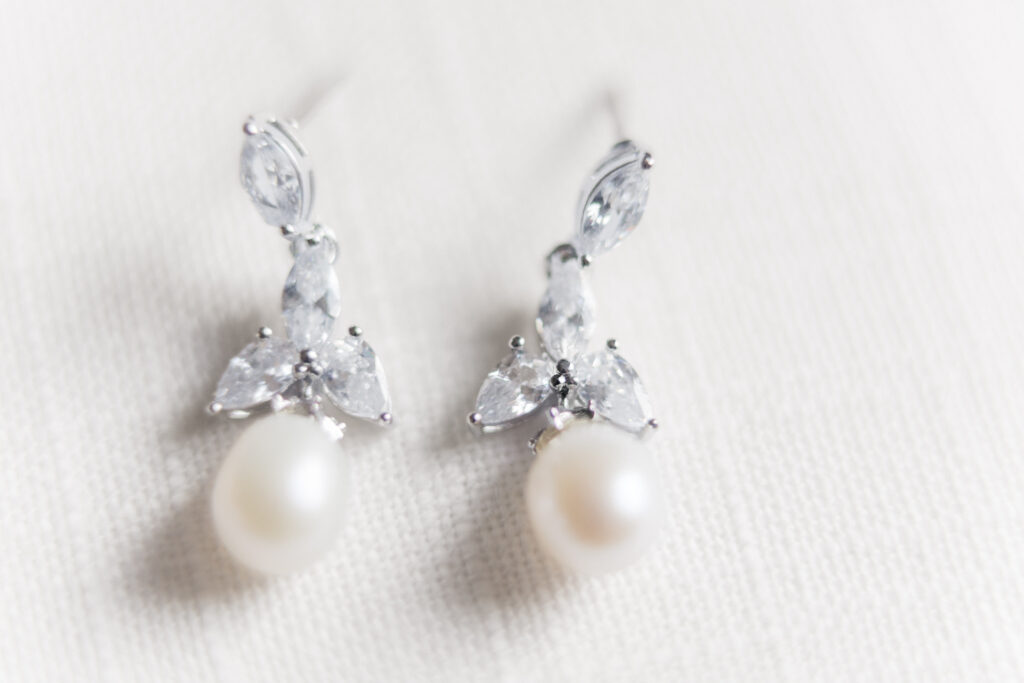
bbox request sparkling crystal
[536,253,595,362]
[319,337,391,420]
[576,163,650,256]
[474,351,556,426]
[575,349,652,432]
[213,337,297,410]
[282,241,341,349]
[241,131,304,227]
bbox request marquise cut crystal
[319,337,391,420]
[214,337,297,410]
[282,240,341,349]
[574,349,652,432]
[576,163,649,257]
[474,351,556,426]
[536,253,595,362]
[241,131,304,227]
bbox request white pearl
[526,420,663,574]
[212,413,350,574]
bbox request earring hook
[603,89,628,143]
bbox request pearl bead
[526,420,663,574]
[212,413,350,574]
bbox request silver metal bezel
[574,140,652,259]
[242,113,316,230]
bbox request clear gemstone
[575,349,652,432]
[319,337,391,420]
[282,241,341,349]
[241,131,304,226]
[474,351,556,426]
[213,337,297,410]
[576,164,649,256]
[536,253,595,362]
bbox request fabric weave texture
[1,1,1023,680]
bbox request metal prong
[556,358,573,374]
[348,325,363,337]
[641,152,654,170]
[270,394,290,413]
[547,407,565,431]
[293,363,310,379]
[242,119,260,135]
[280,224,297,238]
[527,436,538,453]
[379,412,393,426]
[580,254,593,268]
[301,384,315,400]
[509,335,525,350]
[257,326,273,339]
[306,233,322,246]
[606,338,619,351]
[641,417,660,439]
[206,401,223,416]
[468,412,483,426]
[299,348,318,363]
[586,400,597,418]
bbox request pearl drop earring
[207,114,392,574]
[468,140,662,575]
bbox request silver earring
[468,140,662,575]
[206,114,392,574]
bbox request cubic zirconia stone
[213,337,297,410]
[241,132,303,226]
[575,349,652,432]
[536,253,595,362]
[282,241,341,349]
[576,164,650,256]
[319,337,391,420]
[474,351,556,426]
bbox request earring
[468,140,661,575]
[206,114,392,574]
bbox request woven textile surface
[1,1,1023,680]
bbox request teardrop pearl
[212,413,350,574]
[526,420,663,574]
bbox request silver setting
[240,113,316,231]
[209,114,395,437]
[469,139,658,444]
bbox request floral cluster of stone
[470,141,656,436]
[208,116,392,439]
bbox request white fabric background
[1,1,1023,680]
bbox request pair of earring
[207,113,661,577]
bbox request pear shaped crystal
[536,251,595,362]
[213,337,297,410]
[282,240,341,349]
[240,117,312,227]
[474,351,556,427]
[575,349,652,432]
[575,143,650,257]
[319,336,391,421]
